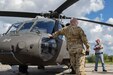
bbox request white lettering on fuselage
[3,39,11,42]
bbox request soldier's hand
[85,51,89,55]
[48,34,53,39]
[86,49,89,55]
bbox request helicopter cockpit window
[7,22,22,34]
[20,22,34,32]
[58,23,62,30]
[58,23,63,39]
[32,21,55,34]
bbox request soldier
[50,18,90,75]
[65,22,75,74]
[93,39,107,72]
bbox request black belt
[95,52,103,55]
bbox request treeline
[86,54,113,63]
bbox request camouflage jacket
[52,25,90,51]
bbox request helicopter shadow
[0,65,69,75]
[97,72,113,75]
[28,66,69,75]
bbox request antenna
[100,14,103,27]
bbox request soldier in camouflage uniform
[51,18,90,75]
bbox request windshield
[7,22,22,33]
[31,21,55,34]
[20,22,34,32]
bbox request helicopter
[0,0,113,74]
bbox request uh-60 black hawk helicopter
[0,0,113,74]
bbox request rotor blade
[0,11,43,18]
[77,18,113,27]
[61,16,113,27]
[54,0,79,14]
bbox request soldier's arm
[79,28,90,50]
[52,27,66,38]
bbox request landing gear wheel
[38,66,45,69]
[19,65,28,74]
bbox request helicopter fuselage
[0,18,70,66]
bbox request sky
[0,0,113,55]
[86,0,113,22]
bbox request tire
[38,66,45,69]
[19,65,28,73]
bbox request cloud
[103,34,113,45]
[0,0,36,11]
[91,25,103,32]
[78,16,104,42]
[0,0,65,12]
[0,21,11,34]
[63,0,104,17]
[90,0,104,12]
[110,46,113,50]
[107,18,113,24]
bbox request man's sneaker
[103,70,107,72]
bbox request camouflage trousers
[69,48,86,75]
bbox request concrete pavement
[0,63,113,75]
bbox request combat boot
[70,66,76,74]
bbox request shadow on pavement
[97,72,113,75]
[0,65,69,75]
